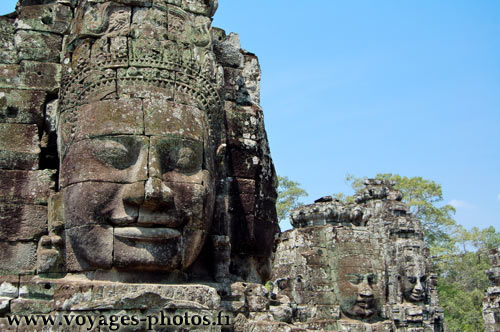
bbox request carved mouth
[114,227,181,242]
[356,302,373,309]
[410,292,424,301]
[137,208,186,228]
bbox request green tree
[276,175,308,223]
[436,226,500,332]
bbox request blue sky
[2,1,499,231]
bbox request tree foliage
[276,175,308,223]
[436,226,500,332]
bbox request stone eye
[348,274,362,285]
[92,137,141,170]
[408,276,417,284]
[420,276,427,283]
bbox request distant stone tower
[234,180,445,332]
[484,248,500,332]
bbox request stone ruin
[484,248,500,332]
[233,179,444,332]
[0,1,464,331]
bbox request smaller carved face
[338,256,383,319]
[401,265,427,303]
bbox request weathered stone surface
[484,248,500,332]
[214,32,244,68]
[0,17,17,64]
[15,3,73,34]
[0,62,60,92]
[65,225,113,272]
[0,123,40,170]
[144,99,209,141]
[17,276,221,310]
[0,204,47,241]
[0,89,46,125]
[60,136,148,187]
[0,242,37,274]
[265,180,443,331]
[15,30,63,63]
[37,234,64,274]
[59,99,144,148]
[0,169,55,204]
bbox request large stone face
[0,0,278,286]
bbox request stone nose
[359,281,374,298]
[414,279,424,292]
[143,178,174,209]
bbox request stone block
[270,304,293,323]
[0,169,56,205]
[0,123,40,170]
[0,317,17,332]
[225,103,264,146]
[0,89,46,125]
[241,52,261,106]
[15,3,73,35]
[144,100,208,141]
[15,30,63,63]
[0,242,37,274]
[214,33,244,68]
[131,7,168,40]
[0,204,47,241]
[227,144,261,179]
[232,177,256,194]
[0,17,17,64]
[247,295,268,312]
[59,99,144,147]
[10,298,53,314]
[0,275,19,299]
[0,62,61,93]
[25,279,221,311]
[222,66,243,101]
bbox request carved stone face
[338,255,383,319]
[60,100,216,272]
[401,262,427,303]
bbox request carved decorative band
[60,58,222,116]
